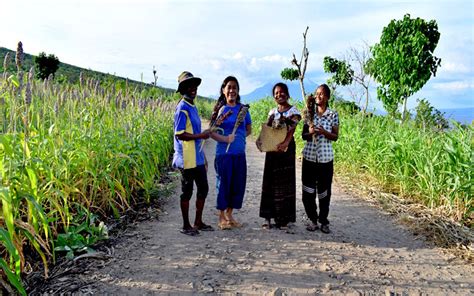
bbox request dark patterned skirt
[259,139,296,225]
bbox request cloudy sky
[1,0,472,110]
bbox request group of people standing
[172,71,339,236]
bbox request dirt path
[45,136,473,295]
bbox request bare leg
[194,198,205,226]
[226,208,242,227]
[194,198,214,230]
[180,200,192,230]
[218,210,231,230]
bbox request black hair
[218,76,240,104]
[210,76,241,124]
[272,82,290,98]
[318,83,331,98]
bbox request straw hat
[176,71,202,94]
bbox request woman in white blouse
[257,82,301,230]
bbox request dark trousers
[301,159,333,225]
[180,165,209,201]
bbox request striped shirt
[302,108,339,163]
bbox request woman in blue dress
[210,76,252,230]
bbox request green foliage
[195,96,216,120]
[34,52,60,80]
[54,206,108,260]
[369,14,441,119]
[323,56,354,87]
[280,67,299,81]
[0,258,26,296]
[415,98,449,130]
[331,98,360,116]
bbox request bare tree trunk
[291,26,309,100]
[299,79,306,101]
[402,96,408,121]
[364,86,369,114]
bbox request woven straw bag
[256,123,287,152]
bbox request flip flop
[180,228,199,236]
[262,223,270,230]
[194,223,214,231]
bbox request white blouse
[268,106,301,128]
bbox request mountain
[241,80,318,103]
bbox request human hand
[314,125,326,136]
[227,133,235,144]
[308,125,316,135]
[256,139,263,152]
[201,129,211,139]
[276,141,289,152]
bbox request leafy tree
[323,56,353,89]
[331,97,360,116]
[280,67,299,81]
[322,43,373,114]
[414,98,449,130]
[34,52,60,80]
[368,14,441,120]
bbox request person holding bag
[257,82,301,230]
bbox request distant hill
[241,80,318,103]
[0,47,176,95]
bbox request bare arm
[211,132,235,143]
[176,130,210,141]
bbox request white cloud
[440,62,471,74]
[232,52,244,60]
[432,81,474,91]
[209,60,223,71]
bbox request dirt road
[41,136,473,295]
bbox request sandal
[306,223,319,232]
[320,224,331,234]
[180,228,199,236]
[194,223,214,231]
[228,220,242,228]
[218,221,232,230]
[262,220,272,229]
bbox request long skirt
[259,139,296,225]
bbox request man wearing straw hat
[172,71,214,235]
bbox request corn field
[0,47,176,294]
[250,98,473,225]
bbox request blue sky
[1,0,473,111]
